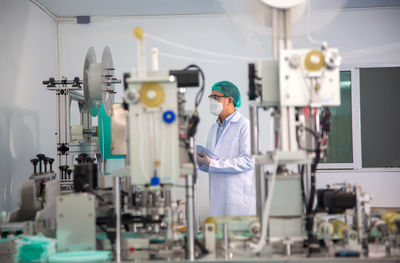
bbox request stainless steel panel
[56,193,95,252]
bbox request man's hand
[197,151,211,167]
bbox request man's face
[210,90,233,111]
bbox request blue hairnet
[211,81,241,108]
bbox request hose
[249,164,277,253]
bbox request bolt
[126,90,136,100]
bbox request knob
[36,154,46,173]
[30,158,39,174]
[47,158,55,172]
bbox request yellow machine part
[133,27,144,39]
[304,50,325,72]
[205,217,217,232]
[332,220,351,238]
[139,82,165,107]
[382,212,400,231]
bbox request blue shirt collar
[217,110,237,127]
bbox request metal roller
[101,47,117,116]
[83,47,117,117]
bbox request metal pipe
[273,9,293,153]
[190,135,200,233]
[65,91,71,150]
[186,173,195,261]
[250,105,265,221]
[137,33,146,78]
[193,181,200,232]
[249,104,259,156]
[57,90,70,183]
[114,176,121,262]
[272,8,279,60]
[56,92,62,180]
[151,48,159,71]
[280,106,289,151]
[186,136,195,261]
[283,9,292,49]
[223,223,229,259]
[285,240,292,256]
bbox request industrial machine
[1,0,400,262]
[107,27,207,261]
[42,46,120,192]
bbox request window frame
[318,63,400,172]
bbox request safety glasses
[208,95,228,100]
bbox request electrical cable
[76,175,113,205]
[300,164,308,211]
[183,64,205,109]
[179,64,204,184]
[87,188,114,206]
[194,238,209,258]
[308,144,320,215]
[159,52,225,64]
[305,0,325,46]
[295,112,323,251]
[304,127,321,252]
[296,126,319,152]
[145,32,265,61]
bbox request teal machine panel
[98,104,124,160]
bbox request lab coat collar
[230,110,241,122]
[216,110,241,125]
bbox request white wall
[0,0,57,212]
[57,6,400,221]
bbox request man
[197,81,256,217]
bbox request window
[322,71,353,164]
[360,67,400,168]
[319,66,400,170]
[325,71,353,163]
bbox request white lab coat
[203,111,256,216]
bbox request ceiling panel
[35,0,228,17]
[35,0,400,17]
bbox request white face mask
[209,99,223,116]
